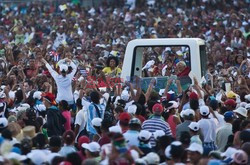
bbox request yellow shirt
[102,67,122,76]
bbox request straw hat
[22,126,36,139]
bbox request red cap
[119,112,131,124]
[41,92,56,105]
[152,103,163,114]
[78,136,90,149]
[224,99,236,107]
[189,92,199,100]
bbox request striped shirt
[142,115,172,147]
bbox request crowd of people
[0,0,249,164]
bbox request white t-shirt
[74,109,87,142]
[198,118,217,143]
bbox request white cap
[188,122,200,132]
[226,47,233,52]
[82,142,101,152]
[109,126,122,133]
[91,118,102,127]
[59,64,68,72]
[135,158,147,164]
[0,117,8,128]
[121,90,130,102]
[143,152,160,164]
[186,143,203,154]
[167,101,179,110]
[33,91,42,100]
[233,107,248,118]
[0,92,6,98]
[245,104,250,110]
[5,152,27,161]
[244,94,250,101]
[167,14,173,18]
[128,105,137,115]
[35,104,46,112]
[139,130,152,141]
[27,150,48,165]
[153,130,165,140]
[180,109,195,118]
[159,89,165,96]
[176,50,183,56]
[239,102,247,108]
[221,147,238,158]
[200,106,210,116]
[17,103,30,111]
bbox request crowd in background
[0,0,249,164]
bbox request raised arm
[41,58,58,79]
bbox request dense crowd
[0,0,250,165]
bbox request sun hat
[233,107,248,118]
[82,142,101,152]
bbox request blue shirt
[87,103,106,134]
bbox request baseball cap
[33,91,42,100]
[233,107,248,118]
[78,136,90,149]
[153,130,165,140]
[142,152,160,165]
[0,92,6,99]
[232,150,248,165]
[127,105,137,115]
[224,99,236,107]
[186,143,203,154]
[109,126,122,133]
[245,103,250,110]
[41,92,56,105]
[226,91,237,99]
[152,103,163,114]
[180,109,195,118]
[224,111,234,119]
[189,92,198,100]
[225,47,233,52]
[91,118,102,127]
[188,122,199,132]
[199,106,210,116]
[82,142,101,152]
[165,101,178,111]
[129,118,141,125]
[119,112,131,124]
[138,130,152,141]
[59,64,68,72]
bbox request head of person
[233,107,248,120]
[90,91,100,104]
[91,117,102,134]
[59,100,69,111]
[33,133,48,149]
[59,64,68,77]
[114,106,124,120]
[224,111,235,123]
[188,122,200,135]
[106,56,119,69]
[28,58,36,69]
[82,142,101,159]
[63,130,75,146]
[66,152,82,165]
[209,99,219,111]
[49,136,62,152]
[176,61,186,73]
[128,118,141,131]
[224,99,237,110]
[119,112,131,128]
[199,106,210,118]
[42,92,56,108]
[78,136,90,150]
[23,80,34,94]
[180,109,195,121]
[152,103,163,116]
[186,143,203,164]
